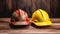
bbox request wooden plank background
[0,0,60,18]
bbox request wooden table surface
[0,18,60,34]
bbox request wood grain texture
[0,18,60,34]
[0,0,60,18]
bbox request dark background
[0,0,60,18]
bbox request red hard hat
[11,9,30,25]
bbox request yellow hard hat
[31,9,52,26]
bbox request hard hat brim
[32,21,52,26]
[11,21,30,25]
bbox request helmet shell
[11,9,30,25]
[31,9,52,26]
